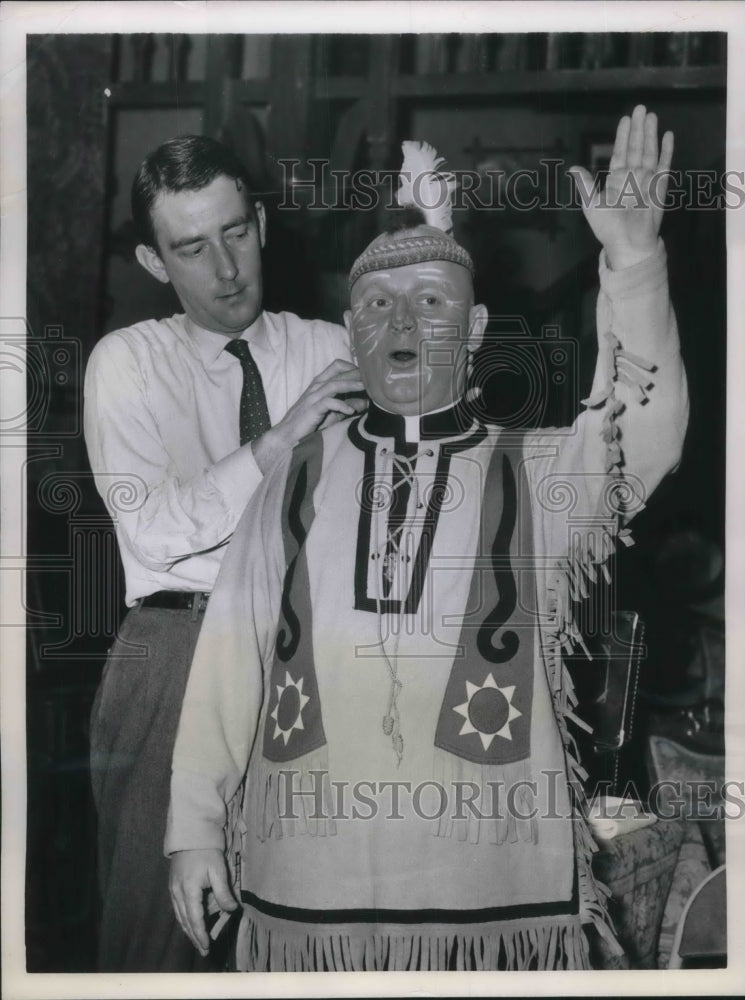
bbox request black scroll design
[275,462,311,661]
[477,453,519,663]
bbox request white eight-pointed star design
[453,673,521,750]
[270,671,310,746]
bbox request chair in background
[667,865,726,969]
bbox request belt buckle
[190,591,208,621]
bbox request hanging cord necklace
[373,444,435,766]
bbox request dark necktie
[224,339,272,445]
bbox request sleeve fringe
[540,321,657,962]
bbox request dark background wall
[24,32,726,970]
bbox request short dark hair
[381,205,428,234]
[131,134,255,250]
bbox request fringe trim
[249,749,337,841]
[538,627,622,958]
[432,748,537,846]
[541,597,623,956]
[536,326,653,959]
[225,780,249,892]
[549,329,656,619]
[234,905,590,971]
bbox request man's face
[139,174,266,336]
[344,258,485,416]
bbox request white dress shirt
[84,310,350,604]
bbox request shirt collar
[364,398,475,445]
[184,311,270,367]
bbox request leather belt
[137,591,210,613]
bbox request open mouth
[388,349,418,366]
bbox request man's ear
[135,244,171,285]
[467,303,488,353]
[254,201,267,249]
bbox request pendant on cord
[383,678,404,765]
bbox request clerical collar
[363,399,474,445]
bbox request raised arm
[525,107,687,584]
[568,105,687,501]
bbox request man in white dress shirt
[83,134,364,971]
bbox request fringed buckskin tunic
[167,241,687,971]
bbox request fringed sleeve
[523,237,687,958]
[165,453,292,858]
[529,237,687,648]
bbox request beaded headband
[348,228,475,289]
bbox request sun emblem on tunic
[270,671,310,746]
[453,673,522,750]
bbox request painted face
[146,174,266,336]
[344,258,485,416]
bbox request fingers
[317,358,360,378]
[658,129,674,174]
[641,111,659,172]
[273,373,367,447]
[318,410,348,431]
[170,875,209,956]
[652,131,675,210]
[170,885,193,948]
[323,395,367,417]
[301,361,364,405]
[626,104,647,170]
[301,374,365,412]
[169,849,237,958]
[346,395,368,414]
[576,105,673,254]
[319,395,368,429]
[317,374,364,394]
[611,105,672,173]
[182,880,210,956]
[609,115,631,173]
[312,367,364,391]
[209,863,239,915]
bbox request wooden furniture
[104,32,726,208]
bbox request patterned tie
[224,339,272,445]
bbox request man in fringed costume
[166,106,688,971]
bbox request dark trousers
[90,606,210,972]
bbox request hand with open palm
[569,104,674,271]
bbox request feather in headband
[396,141,458,234]
[349,141,473,288]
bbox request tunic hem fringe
[234,905,591,971]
